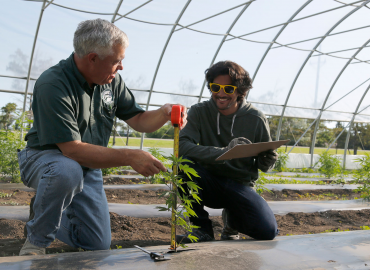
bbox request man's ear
[87,52,99,65]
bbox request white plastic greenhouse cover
[1,0,370,156]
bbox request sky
[1,0,370,123]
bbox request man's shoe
[221,209,239,240]
[176,229,215,244]
[24,195,36,238]
[19,238,45,256]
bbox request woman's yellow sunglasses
[209,83,237,95]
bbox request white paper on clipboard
[215,140,289,161]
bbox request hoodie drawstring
[217,112,220,135]
[217,112,237,137]
[231,114,236,137]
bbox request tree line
[268,116,370,154]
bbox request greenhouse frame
[1,0,370,168]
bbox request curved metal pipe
[111,0,124,23]
[276,1,369,143]
[226,0,364,42]
[309,37,370,166]
[21,0,47,140]
[343,83,370,168]
[246,0,312,104]
[141,0,192,149]
[197,2,253,102]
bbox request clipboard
[215,140,289,161]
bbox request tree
[1,103,17,130]
[146,122,174,139]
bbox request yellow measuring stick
[170,105,183,251]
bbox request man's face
[211,74,239,115]
[92,43,125,85]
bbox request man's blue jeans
[17,147,111,250]
[179,160,278,240]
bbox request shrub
[0,131,26,182]
[155,155,201,248]
[318,152,341,179]
[274,148,289,172]
[354,153,370,201]
[255,175,272,196]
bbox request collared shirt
[25,53,144,150]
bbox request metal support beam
[247,0,312,102]
[226,0,365,42]
[20,0,47,140]
[111,0,123,23]
[343,83,370,168]
[309,37,370,166]
[276,1,369,146]
[142,0,192,150]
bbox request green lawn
[109,137,174,148]
[280,146,370,155]
[109,137,370,155]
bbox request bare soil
[0,175,369,257]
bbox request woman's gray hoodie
[179,98,271,185]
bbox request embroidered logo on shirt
[102,89,114,111]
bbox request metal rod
[226,0,365,41]
[114,0,153,23]
[310,36,370,166]
[343,82,370,168]
[276,1,369,142]
[273,25,370,50]
[143,0,192,149]
[247,0,312,101]
[21,0,47,140]
[111,0,124,23]
[174,1,253,32]
[0,75,37,80]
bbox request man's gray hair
[73,18,129,58]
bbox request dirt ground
[0,175,369,257]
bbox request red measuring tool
[170,105,183,251]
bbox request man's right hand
[127,149,167,177]
[57,140,167,177]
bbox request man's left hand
[161,103,188,130]
[257,149,278,172]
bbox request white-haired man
[18,18,187,256]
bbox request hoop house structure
[1,0,370,167]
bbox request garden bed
[1,209,370,257]
[0,174,368,257]
[0,187,361,206]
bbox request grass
[109,137,370,154]
[109,137,174,148]
[281,146,370,155]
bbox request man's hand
[161,103,188,130]
[57,141,167,176]
[128,149,167,177]
[257,149,278,172]
[227,137,252,150]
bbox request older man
[18,18,187,256]
[176,61,278,244]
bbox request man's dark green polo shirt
[25,53,144,150]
